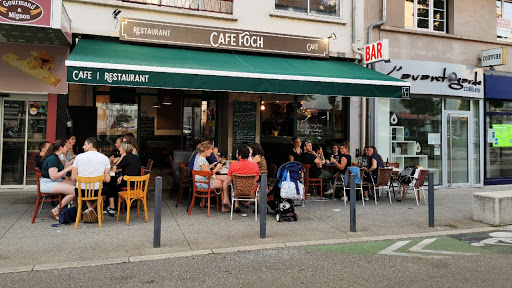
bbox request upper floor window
[405,0,446,32]
[275,0,341,18]
[120,0,233,14]
[497,1,512,39]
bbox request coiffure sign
[0,0,51,26]
[119,18,329,58]
[375,60,483,98]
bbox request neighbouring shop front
[483,73,512,185]
[65,18,409,171]
[0,0,70,187]
[375,60,484,187]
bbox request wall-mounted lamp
[328,33,337,40]
[112,9,122,19]
[162,96,173,105]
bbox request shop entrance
[0,96,48,187]
[443,111,471,186]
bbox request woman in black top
[288,137,303,162]
[331,141,351,176]
[113,141,142,186]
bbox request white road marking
[409,238,478,255]
[378,240,447,259]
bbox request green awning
[66,39,409,98]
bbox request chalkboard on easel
[139,116,155,136]
[233,101,256,153]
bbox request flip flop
[50,209,59,221]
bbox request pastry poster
[0,42,68,94]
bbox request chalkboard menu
[139,116,155,136]
[233,101,256,151]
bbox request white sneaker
[324,188,334,195]
[364,196,370,201]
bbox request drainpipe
[362,0,386,147]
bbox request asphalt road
[2,244,511,288]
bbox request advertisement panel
[0,42,68,93]
[492,124,512,147]
[0,0,52,27]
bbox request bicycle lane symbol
[471,232,512,247]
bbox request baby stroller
[267,161,304,222]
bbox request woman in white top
[193,141,230,212]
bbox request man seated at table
[301,140,333,195]
[227,144,260,213]
[35,141,50,170]
[109,136,123,166]
[71,137,111,223]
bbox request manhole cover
[12,196,37,204]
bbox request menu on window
[233,101,256,153]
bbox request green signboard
[493,124,512,147]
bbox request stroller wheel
[276,213,281,222]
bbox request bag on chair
[280,170,304,200]
[59,207,78,225]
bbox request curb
[0,226,500,274]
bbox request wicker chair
[371,168,394,204]
[230,174,259,221]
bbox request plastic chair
[303,164,323,200]
[189,170,219,217]
[176,162,191,207]
[371,168,394,204]
[230,174,259,221]
[75,175,105,229]
[117,173,150,225]
[32,169,62,223]
[400,169,429,206]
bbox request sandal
[50,209,59,221]
[221,204,231,212]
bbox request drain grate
[12,196,37,204]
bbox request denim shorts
[195,179,215,190]
[40,177,62,193]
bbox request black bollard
[428,172,434,227]
[350,174,356,232]
[260,174,267,239]
[154,176,162,248]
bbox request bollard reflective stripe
[260,174,267,239]
[154,176,162,248]
[350,174,356,232]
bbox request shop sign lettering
[386,66,482,93]
[72,70,150,84]
[0,0,43,23]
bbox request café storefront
[66,18,409,170]
[0,0,71,188]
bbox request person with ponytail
[40,138,76,221]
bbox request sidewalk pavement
[0,184,510,273]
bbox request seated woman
[193,141,230,212]
[123,133,138,155]
[107,141,142,216]
[288,137,302,162]
[40,139,76,221]
[362,145,384,200]
[314,145,326,164]
[188,136,220,177]
[330,141,351,200]
[250,142,267,176]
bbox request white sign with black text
[481,47,506,67]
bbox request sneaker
[324,188,334,196]
[363,196,370,201]
[341,196,348,202]
[106,207,116,217]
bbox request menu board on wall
[233,102,256,152]
[139,116,155,136]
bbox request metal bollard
[428,172,434,227]
[350,174,356,232]
[260,174,267,239]
[154,176,162,248]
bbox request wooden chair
[189,170,219,217]
[117,173,150,225]
[32,169,62,223]
[230,174,259,221]
[143,159,153,175]
[401,169,429,206]
[175,162,191,207]
[75,175,105,229]
[303,164,323,200]
[371,168,394,204]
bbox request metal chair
[230,174,259,221]
[343,167,365,205]
[32,169,62,223]
[303,164,323,200]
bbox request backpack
[398,166,416,185]
[59,207,78,224]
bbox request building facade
[367,0,512,186]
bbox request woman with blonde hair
[192,141,230,211]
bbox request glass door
[0,98,47,187]
[443,111,471,186]
[182,98,216,148]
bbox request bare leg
[49,182,76,215]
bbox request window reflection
[297,95,344,139]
